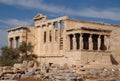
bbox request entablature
[66,27,111,35]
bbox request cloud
[0,0,120,21]
[0,19,33,27]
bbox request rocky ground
[1,61,120,81]
[18,77,50,81]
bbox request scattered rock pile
[0,61,120,81]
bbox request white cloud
[0,19,33,27]
[0,0,120,21]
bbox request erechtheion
[7,14,120,67]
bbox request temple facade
[7,14,120,67]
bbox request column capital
[98,34,101,37]
[80,33,83,36]
[51,22,54,25]
[46,23,50,27]
[58,20,61,23]
[89,34,93,37]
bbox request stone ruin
[5,13,120,81]
[0,61,120,81]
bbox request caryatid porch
[67,29,111,51]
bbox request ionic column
[51,23,54,42]
[58,21,61,37]
[8,38,12,48]
[16,38,18,48]
[89,34,93,50]
[14,37,17,48]
[73,34,76,50]
[98,35,101,50]
[58,21,61,50]
[19,36,22,44]
[105,35,110,51]
[51,23,54,54]
[46,24,49,43]
[51,23,55,42]
[80,34,83,50]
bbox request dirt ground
[18,77,50,81]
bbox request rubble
[0,61,120,81]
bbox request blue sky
[0,0,120,50]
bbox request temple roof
[7,26,32,32]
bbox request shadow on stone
[110,54,119,65]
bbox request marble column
[14,37,17,48]
[46,24,49,52]
[98,35,101,50]
[16,37,20,48]
[73,34,76,50]
[80,34,83,50]
[58,21,61,37]
[51,23,54,55]
[58,21,61,51]
[51,23,54,42]
[46,24,49,43]
[89,34,93,50]
[8,38,12,48]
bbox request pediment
[33,14,47,21]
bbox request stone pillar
[46,24,49,52]
[73,34,76,50]
[19,36,22,44]
[58,21,61,52]
[98,35,101,50]
[105,35,110,51]
[51,23,55,55]
[51,23,54,42]
[8,38,12,48]
[89,34,93,50]
[14,37,17,48]
[8,38,10,47]
[80,34,83,50]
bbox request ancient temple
[7,14,120,67]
